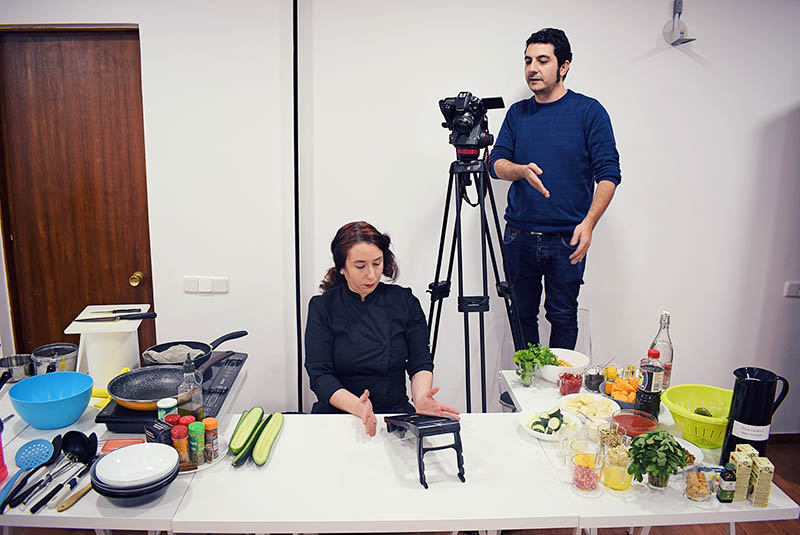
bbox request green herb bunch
[513,343,559,377]
[627,430,687,482]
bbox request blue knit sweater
[489,90,621,233]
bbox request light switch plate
[784,281,800,298]
[211,277,229,293]
[198,278,213,293]
[183,277,199,293]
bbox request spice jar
[171,424,189,463]
[164,413,181,427]
[187,421,206,465]
[178,415,196,427]
[202,417,219,463]
[157,398,178,421]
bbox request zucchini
[548,407,562,418]
[229,409,250,444]
[229,407,264,454]
[232,414,272,467]
[539,411,550,419]
[547,417,562,431]
[252,412,284,466]
[531,423,546,433]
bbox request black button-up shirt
[304,282,434,414]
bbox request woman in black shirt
[305,221,459,436]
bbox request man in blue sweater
[490,28,621,350]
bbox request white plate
[560,392,621,420]
[518,410,581,442]
[674,436,704,471]
[178,437,228,475]
[95,442,179,488]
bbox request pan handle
[208,331,248,350]
[0,370,11,390]
[197,351,235,376]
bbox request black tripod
[427,156,525,413]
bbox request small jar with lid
[717,463,737,503]
[170,424,189,463]
[178,415,196,427]
[202,417,219,463]
[187,421,206,465]
[157,398,178,421]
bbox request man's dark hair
[526,28,572,79]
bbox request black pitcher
[719,367,789,464]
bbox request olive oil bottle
[178,355,204,420]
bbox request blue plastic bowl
[9,371,93,429]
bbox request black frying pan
[107,351,234,411]
[142,330,247,367]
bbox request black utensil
[30,462,86,514]
[2,434,62,512]
[19,431,87,510]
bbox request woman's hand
[414,386,461,419]
[358,389,377,437]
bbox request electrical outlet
[784,281,800,298]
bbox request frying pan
[107,351,234,411]
[142,330,247,367]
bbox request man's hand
[358,389,377,437]
[569,221,592,264]
[519,163,550,198]
[414,386,461,419]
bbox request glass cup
[572,452,603,492]
[602,448,633,491]
[583,366,604,393]
[683,466,714,501]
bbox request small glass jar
[517,366,536,387]
[558,372,582,395]
[572,453,602,492]
[170,424,189,463]
[648,472,671,490]
[684,466,714,501]
[583,366,604,393]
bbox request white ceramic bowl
[539,348,591,383]
[95,442,179,489]
[518,410,581,442]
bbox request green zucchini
[252,412,284,466]
[547,407,561,417]
[547,417,562,431]
[531,423,546,433]
[229,406,264,454]
[232,413,272,467]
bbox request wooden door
[0,29,156,353]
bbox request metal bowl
[0,354,35,383]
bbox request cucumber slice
[547,417,562,431]
[547,407,561,417]
[229,407,264,454]
[232,414,272,467]
[531,423,546,433]
[545,427,554,435]
[252,412,284,466]
[539,411,550,419]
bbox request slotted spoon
[0,439,54,505]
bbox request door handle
[129,271,145,287]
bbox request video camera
[439,92,504,161]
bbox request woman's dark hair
[526,28,572,80]
[320,221,399,291]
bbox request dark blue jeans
[503,224,586,350]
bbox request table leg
[639,527,651,535]
[727,522,736,535]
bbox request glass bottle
[649,311,674,389]
[717,463,736,503]
[177,355,204,420]
[635,349,664,418]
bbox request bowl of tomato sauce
[611,409,658,437]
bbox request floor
[4,441,799,535]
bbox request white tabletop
[171,412,579,533]
[499,369,800,529]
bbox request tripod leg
[454,173,471,414]
[428,169,456,359]
[476,170,489,413]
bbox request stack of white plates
[90,443,179,503]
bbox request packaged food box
[728,451,752,502]
[735,443,759,459]
[747,456,774,508]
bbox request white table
[499,370,800,533]
[171,412,580,534]
[0,367,247,534]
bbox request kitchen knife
[75,312,157,323]
[88,308,142,314]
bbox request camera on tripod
[439,92,504,161]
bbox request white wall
[298,0,800,431]
[2,0,799,432]
[0,0,297,412]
